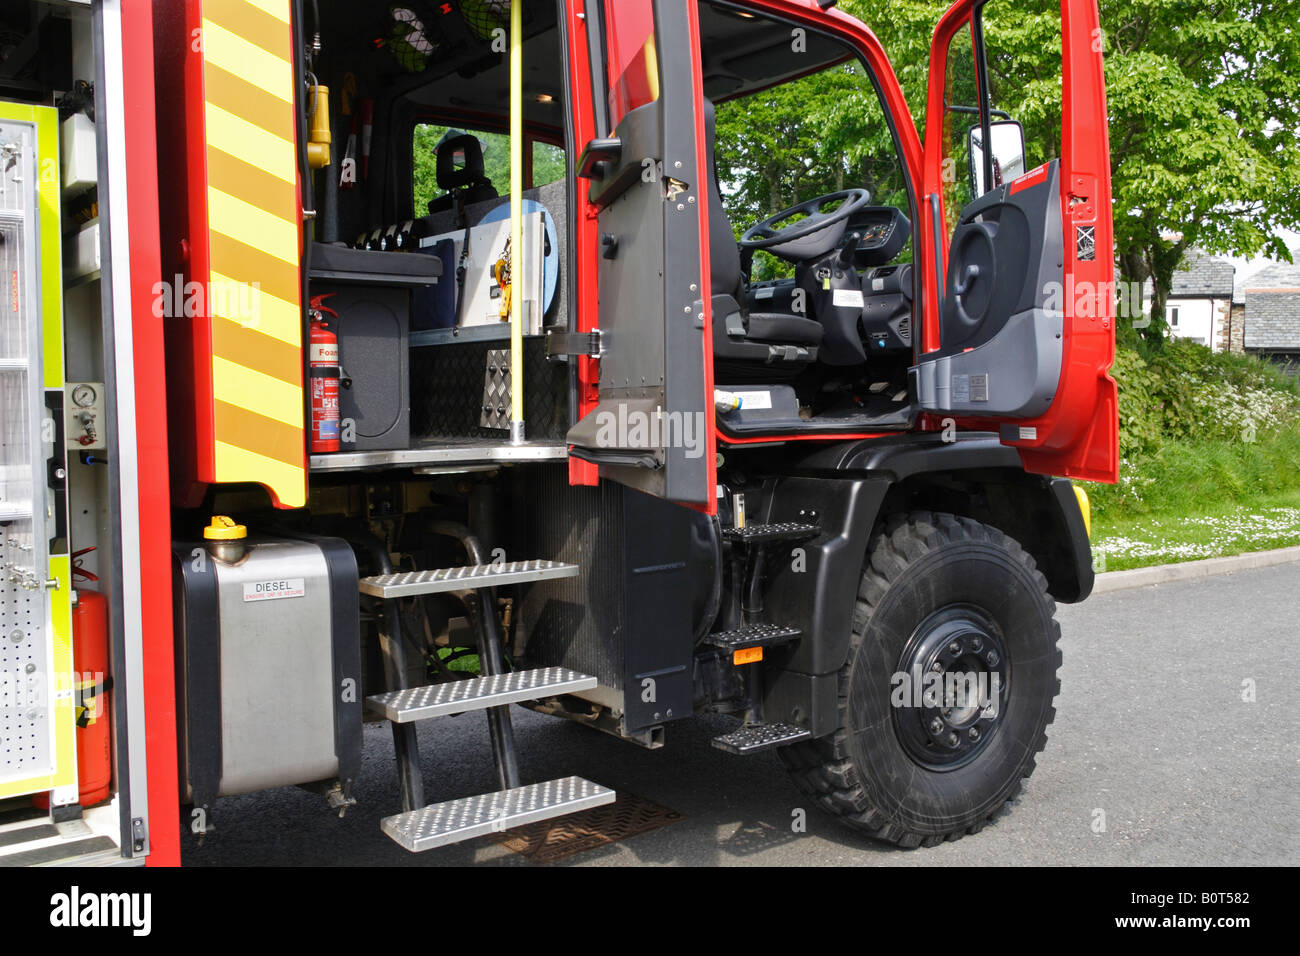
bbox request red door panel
[916,0,1117,483]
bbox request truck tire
[779,511,1061,847]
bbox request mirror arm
[945,100,1011,121]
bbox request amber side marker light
[733,647,763,666]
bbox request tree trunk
[1146,238,1187,349]
[765,169,783,216]
[1117,232,1185,349]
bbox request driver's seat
[703,100,823,374]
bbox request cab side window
[941,23,979,231]
[939,13,1030,219]
[414,125,508,215]
[532,141,565,186]
[414,125,566,212]
[714,60,910,280]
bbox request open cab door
[912,0,1118,483]
[566,0,716,510]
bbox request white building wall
[1140,296,1227,349]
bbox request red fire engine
[0,0,1113,864]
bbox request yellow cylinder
[307,85,331,170]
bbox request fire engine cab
[0,0,1114,864]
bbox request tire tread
[778,510,1061,847]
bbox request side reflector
[733,647,763,666]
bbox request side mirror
[968,120,1027,198]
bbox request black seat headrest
[436,134,490,191]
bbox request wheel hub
[892,606,1009,771]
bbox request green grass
[1089,496,1300,571]
[1082,426,1300,571]
[434,647,480,674]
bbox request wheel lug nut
[930,717,944,733]
[970,637,983,652]
[931,660,943,672]
[947,732,959,746]
[969,727,980,741]
[948,641,962,655]
[986,651,999,666]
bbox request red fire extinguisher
[310,293,341,453]
[35,548,112,809]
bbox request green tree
[845,0,1300,346]
[713,60,910,278]
[413,123,442,213]
[1091,0,1300,343]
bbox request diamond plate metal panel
[480,348,512,430]
[411,338,569,441]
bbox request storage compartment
[309,244,440,452]
[172,528,362,807]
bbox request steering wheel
[739,189,872,258]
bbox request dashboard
[845,206,912,268]
[741,204,915,361]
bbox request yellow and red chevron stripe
[199,0,305,507]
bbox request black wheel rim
[891,605,1010,772]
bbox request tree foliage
[841,0,1300,345]
[713,64,909,220]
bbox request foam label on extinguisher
[243,578,306,602]
[310,342,339,364]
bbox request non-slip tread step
[359,560,578,598]
[702,623,802,651]
[381,776,616,852]
[0,836,118,868]
[722,522,819,543]
[711,721,812,755]
[366,667,597,723]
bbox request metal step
[359,560,578,598]
[702,622,801,652]
[712,721,812,755]
[722,522,819,544]
[0,813,130,867]
[381,776,616,852]
[367,667,597,723]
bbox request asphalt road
[182,562,1300,866]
